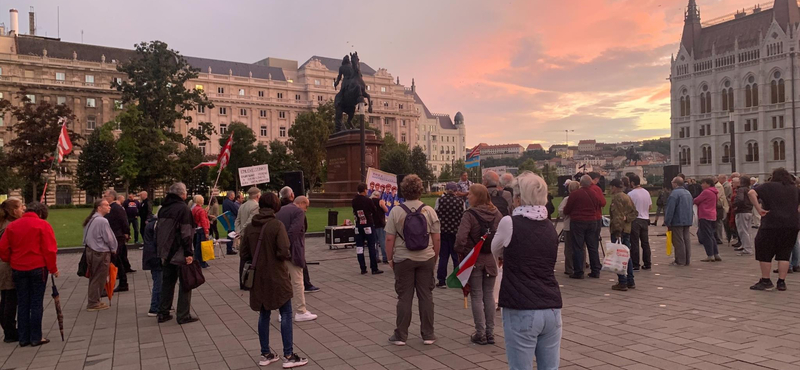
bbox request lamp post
[729,112,736,173]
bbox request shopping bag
[201,240,216,261]
[601,240,630,274]
[692,205,699,228]
[666,230,673,256]
[180,260,206,290]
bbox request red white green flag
[446,234,487,295]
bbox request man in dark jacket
[279,187,320,293]
[139,191,153,239]
[276,196,317,322]
[733,177,754,255]
[563,175,605,278]
[122,193,141,244]
[155,183,198,324]
[104,190,131,291]
[141,215,162,316]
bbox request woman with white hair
[191,195,211,268]
[491,171,562,370]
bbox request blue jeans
[258,300,293,356]
[149,270,162,313]
[437,233,459,285]
[791,235,800,268]
[503,308,562,370]
[355,226,379,272]
[194,228,209,268]
[570,220,601,276]
[374,227,388,262]
[12,268,47,345]
[611,234,634,286]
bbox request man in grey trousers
[664,177,694,266]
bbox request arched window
[722,144,731,163]
[700,145,712,164]
[722,88,728,111]
[699,85,711,113]
[746,141,760,162]
[744,76,759,107]
[679,89,691,117]
[720,80,734,112]
[680,147,691,165]
[771,71,786,103]
[773,139,786,160]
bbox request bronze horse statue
[334,52,373,132]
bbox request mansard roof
[15,35,286,81]
[300,56,376,76]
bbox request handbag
[201,240,215,261]
[601,239,630,274]
[77,218,98,278]
[666,230,673,256]
[179,260,205,290]
[241,222,269,289]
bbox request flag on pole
[56,118,73,163]
[193,161,218,170]
[217,132,234,171]
[446,232,488,307]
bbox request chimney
[28,7,34,35]
[9,9,18,36]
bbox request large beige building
[412,85,466,176]
[0,23,459,203]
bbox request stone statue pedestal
[312,129,382,208]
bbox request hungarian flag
[56,117,73,163]
[446,232,488,308]
[217,132,234,170]
[193,160,218,170]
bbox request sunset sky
[6,0,771,147]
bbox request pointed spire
[774,0,800,31]
[686,0,700,22]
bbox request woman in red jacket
[0,202,59,347]
[693,179,720,262]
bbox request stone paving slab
[1,226,799,369]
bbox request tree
[518,159,539,174]
[265,140,299,192]
[640,138,670,156]
[174,144,211,197]
[0,151,23,195]
[76,124,119,199]
[113,40,215,190]
[410,146,435,184]
[0,92,81,201]
[288,102,333,193]
[380,134,412,175]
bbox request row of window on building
[678,116,787,138]
[678,72,787,117]
[679,139,786,165]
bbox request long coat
[240,208,292,312]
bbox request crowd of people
[1,165,799,369]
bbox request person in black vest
[139,191,153,240]
[491,171,562,370]
[435,182,464,288]
[455,184,502,345]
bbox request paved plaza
[1,226,800,370]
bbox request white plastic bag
[692,205,699,228]
[602,240,630,274]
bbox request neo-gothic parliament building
[671,0,800,178]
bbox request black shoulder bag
[241,222,270,289]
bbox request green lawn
[45,195,654,248]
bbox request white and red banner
[193,132,234,170]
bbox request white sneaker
[423,339,436,345]
[259,353,279,366]
[294,311,318,322]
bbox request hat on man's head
[445,182,458,192]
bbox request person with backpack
[455,184,503,345]
[385,175,441,346]
[482,171,513,216]
[352,183,383,275]
[141,214,163,317]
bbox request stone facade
[0,33,457,204]
[671,0,800,178]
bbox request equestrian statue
[333,52,373,132]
